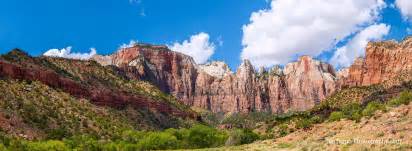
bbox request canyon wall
[93,45,337,113]
[339,38,412,87]
[92,38,412,113]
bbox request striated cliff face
[93,45,338,113]
[283,56,337,111]
[339,38,412,87]
[92,37,412,114]
[96,45,199,106]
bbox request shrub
[341,103,362,115]
[310,115,323,124]
[362,101,385,117]
[388,90,412,106]
[187,125,228,148]
[350,112,363,122]
[121,130,145,143]
[26,140,69,151]
[341,103,363,121]
[63,135,101,150]
[225,129,259,146]
[328,111,345,122]
[47,127,70,140]
[0,144,6,151]
[137,132,179,150]
[295,118,312,129]
[278,124,290,137]
[6,139,28,151]
[239,129,259,144]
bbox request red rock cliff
[93,45,338,113]
[339,38,412,87]
[91,38,412,114]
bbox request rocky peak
[336,68,349,80]
[236,59,255,77]
[401,36,412,47]
[91,55,113,66]
[340,38,412,87]
[282,56,337,111]
[284,56,335,78]
[198,61,232,79]
[269,65,283,76]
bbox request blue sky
[0,0,411,70]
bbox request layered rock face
[193,57,337,113]
[95,44,198,105]
[93,44,338,113]
[94,38,412,114]
[339,38,412,87]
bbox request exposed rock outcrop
[92,37,412,114]
[93,45,338,113]
[340,38,412,87]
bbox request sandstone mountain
[93,38,412,114]
[339,38,412,87]
[93,45,337,113]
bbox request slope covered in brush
[0,79,134,140]
[0,49,198,132]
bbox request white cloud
[43,47,97,60]
[330,24,390,68]
[169,32,216,64]
[241,0,386,67]
[120,40,138,49]
[396,0,412,20]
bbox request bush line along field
[0,124,260,151]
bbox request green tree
[187,125,228,148]
[137,132,179,150]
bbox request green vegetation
[225,129,260,146]
[295,115,321,129]
[362,101,386,117]
[0,125,260,151]
[328,111,345,121]
[341,103,363,121]
[388,90,412,106]
[0,80,134,140]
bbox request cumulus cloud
[241,0,386,67]
[396,0,412,20]
[169,32,216,64]
[120,40,138,49]
[330,24,390,68]
[43,47,97,60]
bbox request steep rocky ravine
[93,38,412,114]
